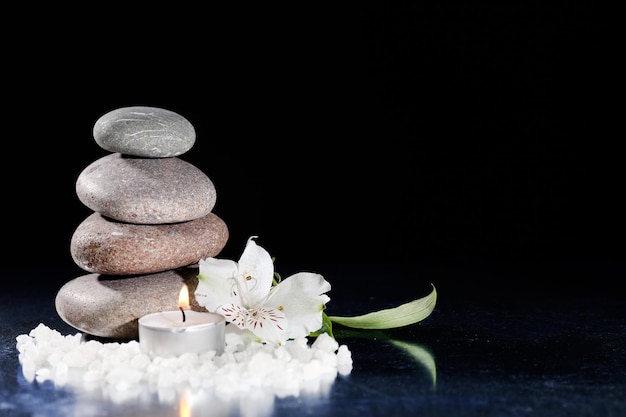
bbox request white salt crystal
[18,346,38,368]
[107,383,142,404]
[157,369,177,387]
[15,324,353,400]
[224,330,244,343]
[54,362,69,386]
[177,352,200,366]
[106,342,134,362]
[124,340,142,354]
[246,351,281,389]
[187,373,203,389]
[156,386,177,404]
[273,376,300,398]
[129,353,151,369]
[272,345,291,362]
[233,348,249,363]
[286,338,313,363]
[312,332,339,353]
[21,361,36,383]
[336,344,352,364]
[88,359,103,371]
[156,356,179,369]
[196,362,218,380]
[302,359,325,379]
[67,333,83,346]
[35,367,51,383]
[62,346,95,368]
[313,349,338,367]
[213,351,235,367]
[239,389,275,417]
[111,368,143,389]
[83,369,102,383]
[199,350,217,361]
[174,367,194,385]
[30,323,59,340]
[47,351,63,367]
[292,337,309,348]
[15,334,31,349]
[336,344,353,375]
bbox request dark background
[2,4,620,291]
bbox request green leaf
[327,284,437,329]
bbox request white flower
[195,236,331,345]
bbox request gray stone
[76,153,216,224]
[93,106,196,157]
[55,267,207,339]
[71,212,228,275]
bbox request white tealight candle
[138,284,225,357]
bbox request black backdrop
[2,4,620,291]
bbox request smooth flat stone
[93,106,196,157]
[71,212,228,275]
[76,153,216,224]
[55,267,206,339]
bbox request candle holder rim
[138,310,225,331]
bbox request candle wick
[180,307,186,322]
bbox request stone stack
[55,106,228,340]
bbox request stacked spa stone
[55,106,228,340]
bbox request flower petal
[246,306,287,345]
[217,303,250,330]
[266,272,330,340]
[195,257,240,311]
[237,236,275,308]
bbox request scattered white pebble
[15,323,353,400]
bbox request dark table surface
[1,261,624,417]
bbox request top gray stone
[93,106,196,157]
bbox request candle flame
[178,284,190,310]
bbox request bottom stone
[55,267,207,340]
